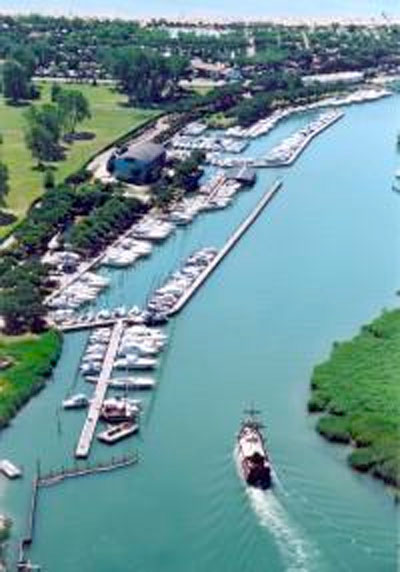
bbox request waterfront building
[107,142,166,185]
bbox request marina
[69,179,283,459]
[3,90,398,572]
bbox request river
[1,94,399,571]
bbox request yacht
[62,393,90,409]
[97,421,139,444]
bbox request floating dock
[169,179,283,316]
[75,319,125,458]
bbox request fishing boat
[236,408,272,490]
[97,421,139,444]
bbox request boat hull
[236,423,272,490]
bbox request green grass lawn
[0,83,158,238]
[0,329,62,427]
[309,309,400,490]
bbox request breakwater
[169,179,283,315]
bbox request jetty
[75,319,125,458]
[38,454,138,487]
[169,179,283,315]
[17,475,39,571]
[17,454,137,570]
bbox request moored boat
[62,393,90,409]
[100,397,139,423]
[86,376,156,390]
[236,408,272,490]
[97,421,139,444]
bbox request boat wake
[246,486,319,572]
[234,447,320,571]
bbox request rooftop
[117,141,165,163]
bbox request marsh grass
[0,330,62,426]
[309,309,400,488]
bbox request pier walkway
[169,179,283,316]
[75,319,124,458]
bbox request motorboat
[62,393,89,409]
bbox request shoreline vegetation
[308,309,400,492]
[0,330,62,428]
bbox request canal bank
[0,94,399,571]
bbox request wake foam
[234,447,320,571]
[247,487,318,571]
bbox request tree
[0,280,45,334]
[51,82,62,102]
[56,89,91,134]
[24,104,62,165]
[0,162,9,204]
[2,60,30,103]
[43,168,55,189]
[0,134,9,204]
[110,48,174,105]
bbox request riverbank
[0,330,62,428]
[308,309,400,491]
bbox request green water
[1,96,399,571]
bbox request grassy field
[0,330,62,427]
[309,309,400,490]
[0,83,158,238]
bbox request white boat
[114,356,157,370]
[80,361,102,375]
[85,375,155,390]
[97,422,139,444]
[109,377,156,390]
[62,393,89,409]
[0,459,22,479]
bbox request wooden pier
[169,179,283,316]
[38,454,138,487]
[17,475,39,571]
[75,319,125,458]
